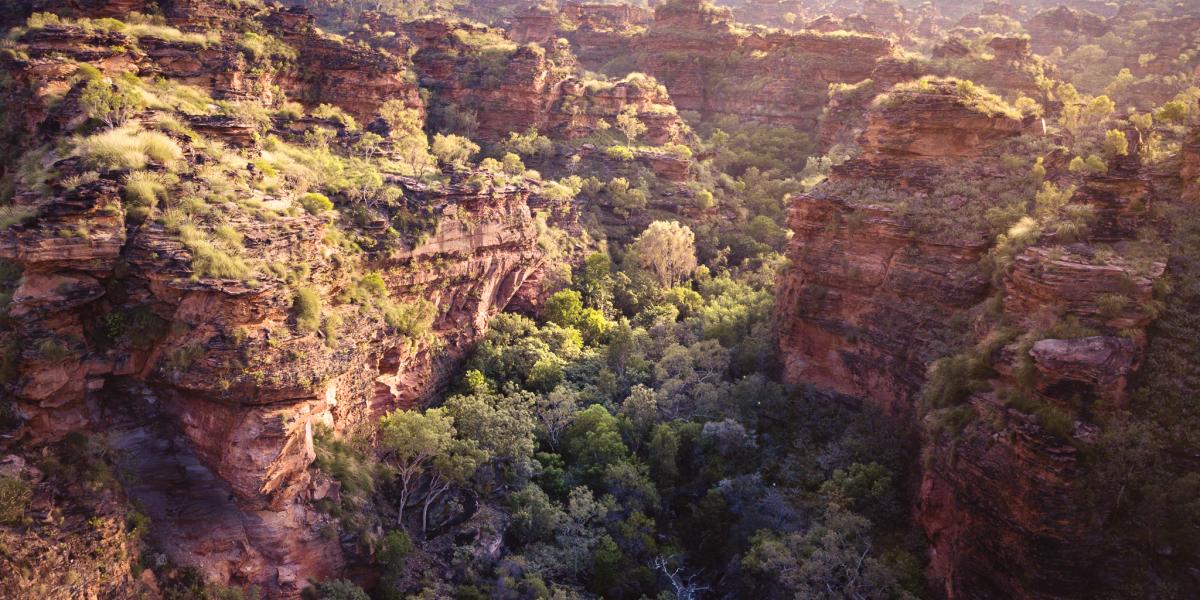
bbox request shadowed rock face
[776,81,1022,412]
[634,0,893,130]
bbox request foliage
[628,221,698,288]
[312,579,369,600]
[80,74,146,129]
[879,76,1022,120]
[431,133,479,167]
[299,192,334,215]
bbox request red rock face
[634,0,893,129]
[774,193,991,414]
[405,20,687,144]
[1,166,545,596]
[776,80,1173,598]
[777,85,1020,411]
[917,394,1101,600]
[1026,6,1110,55]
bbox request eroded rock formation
[776,78,1173,598]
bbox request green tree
[421,437,485,533]
[378,407,455,527]
[578,252,615,313]
[313,579,369,600]
[619,385,658,449]
[629,221,698,288]
[507,483,566,545]
[445,390,536,476]
[743,508,903,599]
[544,289,584,328]
[564,405,629,484]
[535,386,579,450]
[377,529,412,579]
[80,75,145,129]
[615,106,647,144]
[379,100,423,137]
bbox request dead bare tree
[654,556,710,600]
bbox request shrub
[661,142,693,159]
[313,579,369,600]
[299,192,333,215]
[312,103,359,131]
[498,127,554,158]
[293,287,322,332]
[1103,129,1129,158]
[80,75,145,129]
[376,530,412,576]
[1068,154,1107,175]
[166,343,204,371]
[431,133,479,167]
[0,206,38,229]
[1097,293,1129,318]
[37,338,73,362]
[0,477,30,524]
[543,290,583,327]
[382,299,436,338]
[358,271,387,298]
[604,145,635,161]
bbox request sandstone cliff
[776,77,1175,598]
[0,4,544,597]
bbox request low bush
[604,145,635,161]
[299,192,333,215]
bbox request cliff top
[873,76,1025,120]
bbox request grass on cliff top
[22,11,218,46]
[875,76,1024,120]
[451,27,517,53]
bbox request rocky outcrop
[1,156,544,596]
[777,80,1022,411]
[406,19,687,144]
[0,7,539,597]
[634,0,893,129]
[774,192,991,414]
[1026,6,1109,55]
[267,10,424,122]
[776,77,1172,598]
[861,93,1027,162]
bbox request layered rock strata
[776,79,1170,598]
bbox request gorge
[1,0,1198,599]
